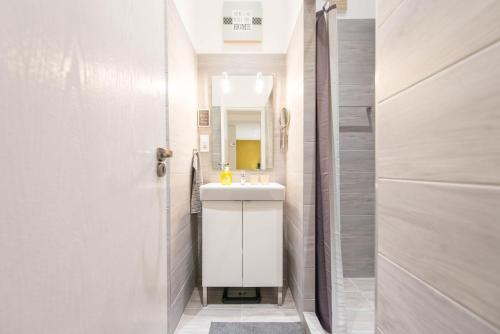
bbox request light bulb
[221,72,231,94]
[255,72,264,94]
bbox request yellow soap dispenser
[219,163,233,185]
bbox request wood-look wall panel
[285,3,305,314]
[377,0,500,101]
[340,192,374,216]
[340,150,374,173]
[339,41,375,66]
[339,107,373,128]
[340,215,374,238]
[302,0,316,312]
[377,42,500,185]
[376,0,404,27]
[377,256,500,334]
[167,1,198,332]
[340,172,375,194]
[378,179,500,328]
[197,54,286,72]
[338,20,375,278]
[340,131,374,151]
[338,20,375,41]
[339,20,376,281]
[339,68,374,86]
[340,84,374,107]
[342,235,375,277]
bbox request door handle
[157,147,173,161]
[156,147,172,178]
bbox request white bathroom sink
[200,182,285,201]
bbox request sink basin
[200,182,285,201]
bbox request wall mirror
[211,73,274,170]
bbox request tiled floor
[174,280,374,334]
[344,278,375,334]
[174,288,300,334]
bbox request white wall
[236,123,261,140]
[212,75,273,107]
[172,0,197,42]
[174,0,302,53]
[174,0,375,54]
[316,0,375,19]
[175,3,377,50]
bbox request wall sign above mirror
[223,1,262,43]
[211,74,274,171]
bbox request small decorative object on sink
[219,163,233,185]
[260,174,270,185]
[249,173,259,185]
[240,171,247,185]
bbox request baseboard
[303,312,327,334]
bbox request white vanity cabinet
[242,201,283,287]
[202,201,244,287]
[200,183,285,306]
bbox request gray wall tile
[340,132,374,150]
[342,235,375,277]
[377,2,500,331]
[338,19,375,41]
[378,256,500,334]
[379,179,500,328]
[340,192,375,215]
[338,19,375,278]
[340,172,375,194]
[341,215,375,238]
[339,40,375,66]
[339,65,375,86]
[340,150,375,173]
[340,106,374,128]
[339,84,375,107]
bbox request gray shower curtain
[316,9,333,332]
[316,6,346,333]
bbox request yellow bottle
[219,163,233,185]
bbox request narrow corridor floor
[344,278,375,334]
[174,288,300,334]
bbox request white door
[0,1,169,333]
[203,201,243,287]
[243,201,283,287]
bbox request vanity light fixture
[221,72,231,94]
[255,72,264,94]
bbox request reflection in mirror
[227,109,261,170]
[211,74,274,170]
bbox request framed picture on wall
[222,1,263,42]
[198,109,210,127]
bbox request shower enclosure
[315,3,375,333]
[337,12,376,334]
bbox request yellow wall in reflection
[236,140,261,170]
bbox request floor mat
[209,322,304,334]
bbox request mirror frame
[210,74,275,171]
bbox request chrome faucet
[240,171,247,185]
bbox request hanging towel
[190,151,203,214]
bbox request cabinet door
[202,201,242,287]
[243,201,283,287]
